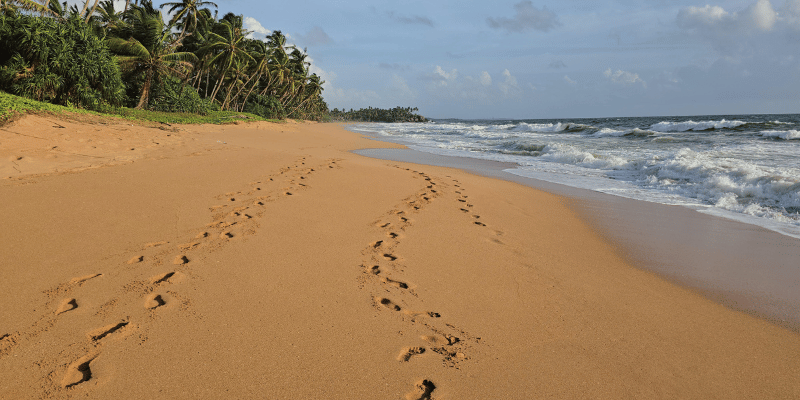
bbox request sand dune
[1,114,798,399]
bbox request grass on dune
[0,91,277,126]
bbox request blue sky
[118,1,800,118]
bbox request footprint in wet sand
[371,240,383,249]
[383,253,398,261]
[474,221,486,227]
[144,294,166,309]
[220,232,234,239]
[88,320,129,342]
[387,232,399,239]
[56,298,78,315]
[173,255,189,265]
[365,265,381,275]
[397,346,426,362]
[61,354,98,388]
[405,379,436,400]
[127,256,143,264]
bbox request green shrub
[0,12,125,110]
[148,76,216,115]
[244,94,285,119]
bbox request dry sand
[1,114,798,399]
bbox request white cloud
[604,68,646,87]
[750,0,778,30]
[677,5,730,27]
[480,71,492,86]
[564,75,577,85]
[434,66,458,82]
[389,74,417,103]
[498,69,518,95]
[244,17,271,40]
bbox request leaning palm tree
[2,0,57,16]
[160,0,216,39]
[198,17,252,105]
[107,3,197,108]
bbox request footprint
[397,346,426,362]
[366,265,380,275]
[56,298,78,315]
[151,272,176,284]
[405,379,436,400]
[457,199,467,203]
[383,253,398,261]
[459,208,469,213]
[70,274,102,285]
[220,232,234,239]
[173,255,189,265]
[371,240,383,248]
[196,232,209,239]
[61,354,97,388]
[285,192,293,196]
[387,232,399,239]
[422,334,460,346]
[474,221,486,227]
[88,320,129,341]
[377,297,402,311]
[127,256,143,264]
[145,294,166,309]
[381,277,409,289]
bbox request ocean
[347,114,800,239]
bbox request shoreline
[2,116,798,398]
[353,146,800,332]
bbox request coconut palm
[107,2,197,108]
[160,0,216,40]
[198,15,252,105]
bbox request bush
[148,76,216,115]
[0,12,125,110]
[244,94,285,119]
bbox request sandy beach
[1,114,799,399]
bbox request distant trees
[329,106,427,123]
[0,0,329,119]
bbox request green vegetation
[329,106,427,123]
[0,89,270,125]
[0,0,329,121]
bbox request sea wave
[512,122,593,133]
[761,130,800,140]
[650,119,747,132]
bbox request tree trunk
[84,0,100,22]
[135,71,153,109]
[79,0,90,17]
[123,0,130,12]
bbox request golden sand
[1,114,798,399]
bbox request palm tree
[2,0,57,16]
[107,2,197,108]
[160,0,216,40]
[199,16,252,105]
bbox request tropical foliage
[329,106,427,123]
[0,0,329,120]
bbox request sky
[93,0,800,118]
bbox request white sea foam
[650,119,747,132]
[349,118,800,238]
[761,130,800,140]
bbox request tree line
[329,106,427,123]
[0,0,328,120]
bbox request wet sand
[1,115,798,399]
